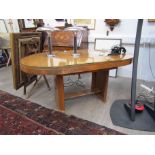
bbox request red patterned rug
[0,90,123,135]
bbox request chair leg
[43,75,51,90]
[24,75,51,98]
[24,76,40,98]
[25,78,40,99]
[23,85,26,95]
[78,74,81,79]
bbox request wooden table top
[20,49,133,75]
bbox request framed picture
[95,38,122,51]
[18,19,37,32]
[55,19,65,22]
[23,19,36,28]
[148,19,155,22]
[70,19,95,30]
[10,32,42,90]
[54,19,65,27]
[95,38,122,77]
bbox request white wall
[89,19,155,43]
[0,19,19,32]
[88,19,155,82]
[116,45,155,82]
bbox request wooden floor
[0,66,155,135]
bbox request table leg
[55,75,65,111]
[91,70,109,102]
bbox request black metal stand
[110,19,155,131]
[126,19,143,121]
[110,99,155,131]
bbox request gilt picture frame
[23,19,36,28]
[95,38,122,78]
[70,19,95,30]
[10,32,42,90]
[148,19,155,22]
[18,19,37,32]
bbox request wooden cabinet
[44,28,89,50]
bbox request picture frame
[94,38,122,78]
[10,32,42,90]
[95,38,122,51]
[70,19,95,30]
[54,19,65,28]
[148,19,155,22]
[18,19,37,32]
[23,19,36,28]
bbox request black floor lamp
[110,19,155,131]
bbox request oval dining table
[20,49,133,111]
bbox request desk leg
[91,70,109,102]
[55,75,65,111]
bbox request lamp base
[47,54,55,58]
[72,53,80,58]
[110,99,155,132]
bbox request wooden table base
[20,51,132,111]
[55,70,109,111]
[55,75,65,111]
[91,70,109,102]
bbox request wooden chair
[44,29,88,87]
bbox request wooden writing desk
[20,50,132,111]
